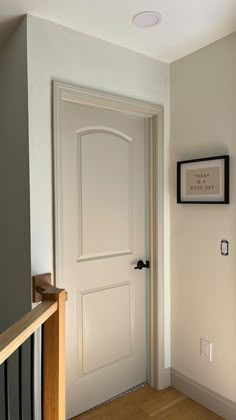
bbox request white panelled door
[57,100,148,418]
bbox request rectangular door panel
[80,282,132,375]
[76,129,132,260]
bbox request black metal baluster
[41,325,44,420]
[19,346,23,420]
[4,359,10,420]
[31,334,35,420]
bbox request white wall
[26,15,171,373]
[170,32,236,401]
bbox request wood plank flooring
[72,385,222,419]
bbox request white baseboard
[171,369,236,420]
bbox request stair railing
[0,274,67,420]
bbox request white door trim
[53,80,168,390]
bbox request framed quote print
[177,155,229,204]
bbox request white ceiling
[1,0,236,62]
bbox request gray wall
[170,32,236,402]
[0,17,31,333]
[0,17,32,419]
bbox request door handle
[134,260,150,270]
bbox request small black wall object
[221,240,229,256]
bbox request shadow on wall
[0,15,24,50]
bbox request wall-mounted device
[200,338,213,362]
[221,240,229,256]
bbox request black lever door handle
[134,260,150,270]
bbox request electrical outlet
[200,338,212,362]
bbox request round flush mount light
[132,11,162,28]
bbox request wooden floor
[72,385,222,419]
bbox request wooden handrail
[0,301,58,365]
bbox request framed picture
[177,155,229,204]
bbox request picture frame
[177,155,229,204]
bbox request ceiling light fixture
[132,11,162,28]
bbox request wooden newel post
[42,287,67,420]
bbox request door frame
[53,80,168,391]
